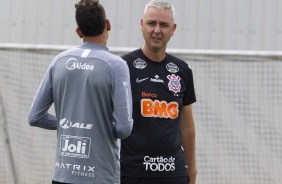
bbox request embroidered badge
[167,74,181,93]
[133,58,147,69]
[166,62,179,73]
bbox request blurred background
[1,0,282,50]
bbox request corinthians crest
[167,74,181,93]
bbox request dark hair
[75,0,106,37]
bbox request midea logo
[66,58,94,71]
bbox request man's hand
[188,165,197,184]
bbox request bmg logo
[60,135,91,159]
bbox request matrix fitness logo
[55,162,95,178]
[143,156,175,171]
[60,135,91,158]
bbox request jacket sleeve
[28,65,57,130]
[111,57,133,139]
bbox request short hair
[75,0,106,37]
[144,0,175,21]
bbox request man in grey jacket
[28,0,133,183]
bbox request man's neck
[83,37,107,46]
[83,31,108,46]
[141,46,166,62]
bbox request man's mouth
[152,36,161,40]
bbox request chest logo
[133,58,147,69]
[136,77,149,83]
[167,74,181,93]
[166,62,179,73]
[150,75,164,83]
[141,99,179,119]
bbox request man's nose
[154,25,161,33]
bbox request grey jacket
[28,42,133,184]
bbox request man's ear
[76,27,83,38]
[106,19,111,31]
[140,19,143,32]
[171,23,177,36]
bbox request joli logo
[60,135,91,158]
